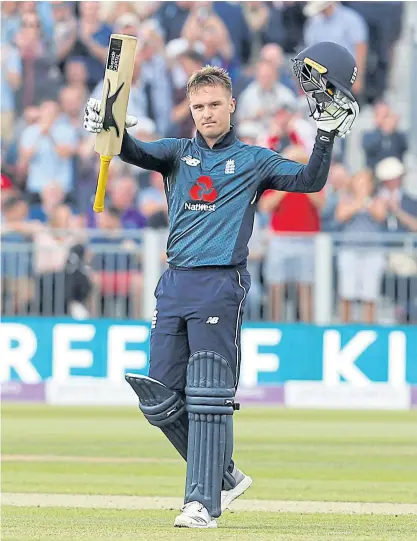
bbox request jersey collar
[195,125,237,150]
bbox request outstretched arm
[119,132,181,175]
[256,130,335,194]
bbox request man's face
[6,201,28,222]
[110,178,135,209]
[189,85,235,141]
[256,61,277,90]
[383,177,402,192]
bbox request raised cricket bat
[93,34,137,213]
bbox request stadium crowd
[1,1,416,324]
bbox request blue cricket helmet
[292,41,358,121]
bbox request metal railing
[1,229,416,324]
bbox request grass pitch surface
[2,404,417,540]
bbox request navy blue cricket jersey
[119,127,334,267]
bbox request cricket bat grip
[93,155,112,213]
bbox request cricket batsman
[84,42,359,528]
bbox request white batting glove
[83,98,138,134]
[316,99,359,138]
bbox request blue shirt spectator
[362,106,408,170]
[1,45,22,114]
[304,2,368,57]
[19,101,77,195]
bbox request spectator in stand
[303,1,368,100]
[236,122,259,146]
[2,105,40,183]
[112,12,140,37]
[344,1,404,104]
[64,1,112,91]
[29,181,66,223]
[158,1,251,66]
[261,102,316,154]
[321,162,350,232]
[19,1,55,42]
[181,5,238,79]
[87,176,147,231]
[19,101,77,201]
[18,99,77,200]
[0,174,19,222]
[259,146,324,322]
[138,171,168,229]
[375,157,417,324]
[210,1,251,66]
[270,2,306,54]
[156,1,194,44]
[136,19,173,136]
[13,10,61,114]
[336,170,387,324]
[51,0,77,71]
[362,103,408,171]
[31,203,87,316]
[1,196,34,314]
[89,206,143,319]
[64,57,88,89]
[1,1,20,45]
[236,58,296,136]
[245,211,266,321]
[101,1,155,26]
[59,85,87,136]
[376,158,417,234]
[1,41,22,146]
[259,43,298,95]
[169,49,205,138]
[244,2,306,56]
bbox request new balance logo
[206,317,219,324]
[151,309,158,329]
[181,155,200,166]
[225,159,235,174]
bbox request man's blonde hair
[186,65,232,98]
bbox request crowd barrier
[2,229,417,324]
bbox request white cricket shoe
[174,501,217,528]
[221,469,253,511]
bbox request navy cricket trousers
[149,265,250,392]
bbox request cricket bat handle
[93,155,112,213]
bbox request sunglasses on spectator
[23,21,40,27]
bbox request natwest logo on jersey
[185,176,217,212]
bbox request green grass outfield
[2,404,417,540]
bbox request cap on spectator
[375,157,405,182]
[1,174,13,191]
[166,38,190,60]
[303,1,333,17]
[114,13,139,32]
[237,122,259,140]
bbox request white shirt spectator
[304,4,368,57]
[237,81,296,135]
[20,122,77,194]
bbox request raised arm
[119,133,182,175]
[256,130,335,194]
[84,98,182,175]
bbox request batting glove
[316,98,359,138]
[83,98,138,134]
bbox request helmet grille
[292,58,352,122]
